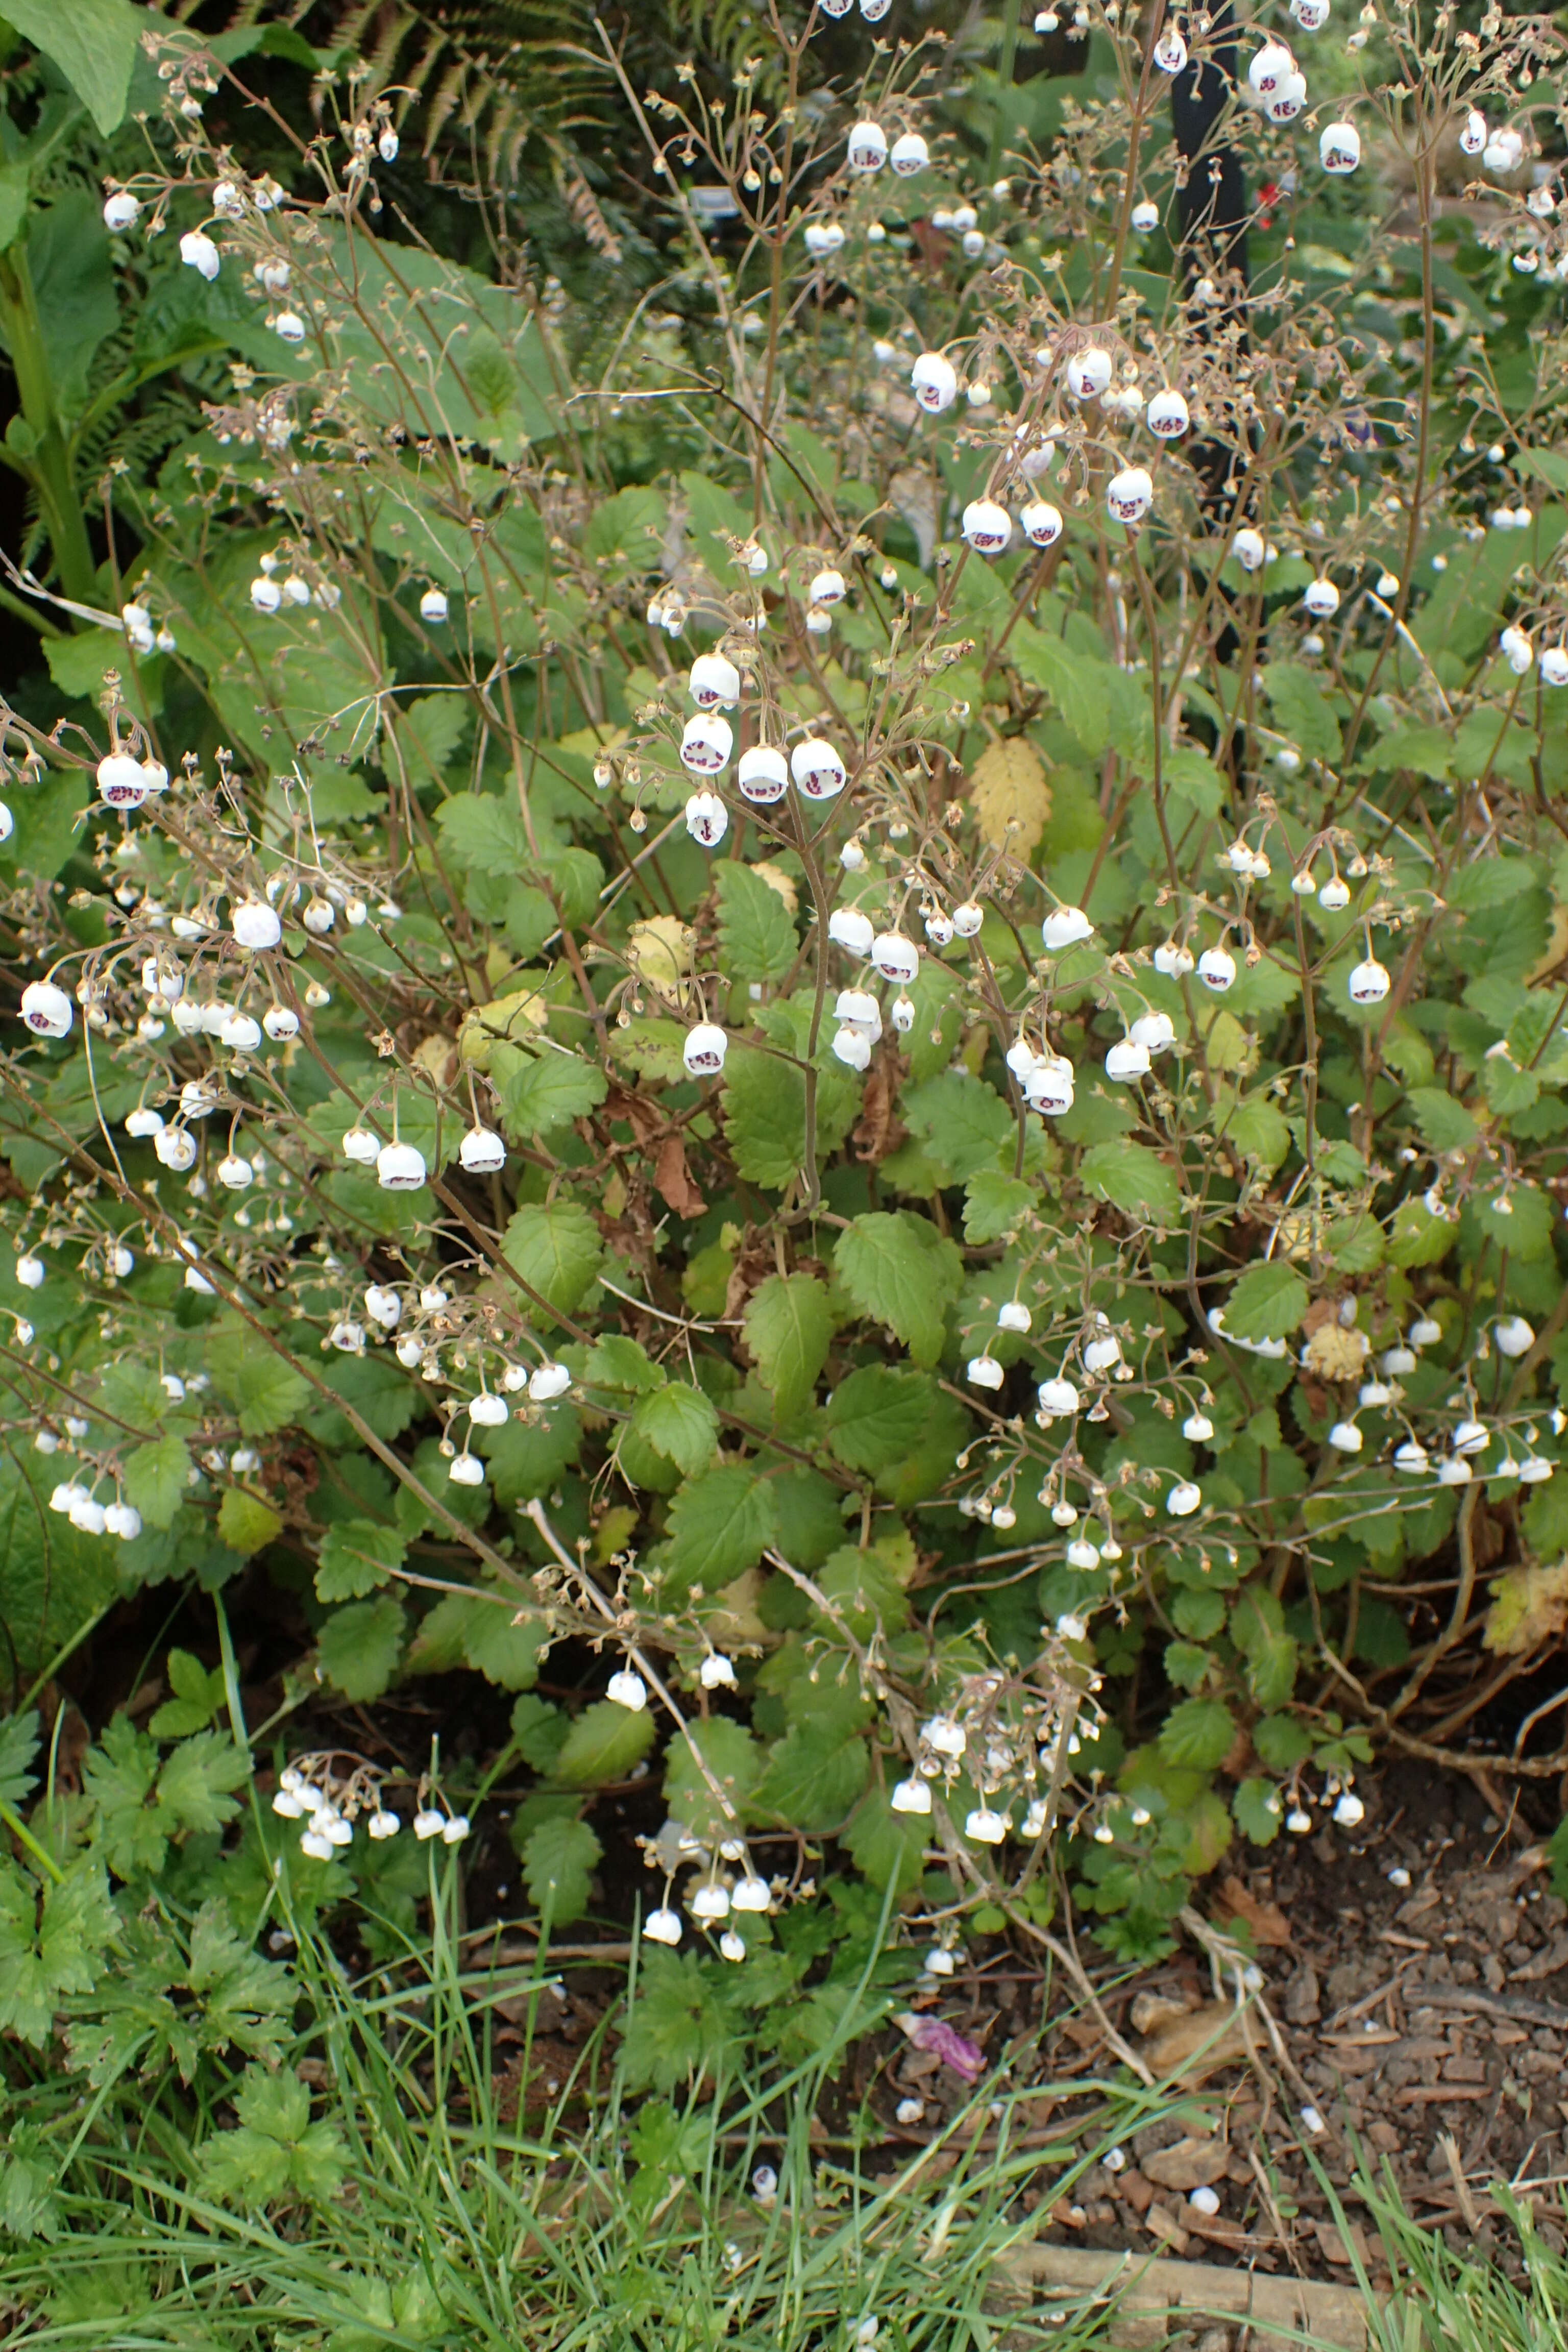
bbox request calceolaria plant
[4,0,1568,1976]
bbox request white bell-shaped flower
[364,1285,402,1328]
[847,120,888,171]
[376,1140,426,1191]
[732,1874,772,1912]
[1153,941,1195,976]
[1084,1332,1121,1372]
[1500,625,1534,674]
[1232,528,1266,573]
[217,1154,254,1190]
[97,751,149,807]
[1267,74,1307,121]
[529,1361,573,1401]
[810,568,847,605]
[962,498,1011,554]
[1131,199,1159,230]
[700,1652,738,1689]
[180,230,219,280]
[891,1777,933,1815]
[1183,1411,1214,1441]
[1105,1038,1150,1081]
[1318,875,1351,911]
[997,1300,1032,1333]
[1024,1056,1075,1114]
[155,1128,197,1171]
[891,994,915,1033]
[827,908,874,956]
[871,932,919,984]
[1066,346,1113,400]
[1197,946,1236,992]
[20,980,73,1038]
[1019,500,1063,549]
[449,1453,484,1487]
[1154,26,1187,70]
[1248,39,1294,91]
[685,791,729,847]
[1130,1010,1175,1052]
[1145,388,1189,438]
[1304,577,1340,616]
[910,351,959,413]
[1540,647,1568,686]
[832,1025,872,1070]
[342,1127,379,1164]
[790,737,846,799]
[951,903,984,937]
[1038,1376,1081,1416]
[104,190,142,231]
[232,900,282,951]
[460,1125,506,1172]
[683,1023,728,1076]
[1166,1480,1202,1516]
[1042,905,1093,951]
[1327,1420,1363,1453]
[1106,467,1153,524]
[737,745,789,804]
[967,1354,1004,1389]
[681,713,733,775]
[1348,957,1390,1003]
[607,1669,647,1711]
[1494,1315,1535,1358]
[689,652,741,708]
[889,132,930,177]
[1319,121,1360,173]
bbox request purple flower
[895,2011,986,2083]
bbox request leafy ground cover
[2,0,1568,2329]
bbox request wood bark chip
[990,2244,1380,2352]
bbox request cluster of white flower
[271,1755,467,1860]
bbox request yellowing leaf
[627,916,693,1001]
[750,861,798,912]
[969,736,1052,857]
[459,983,549,1069]
[1483,1560,1568,1655]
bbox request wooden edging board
[990,2242,1382,2351]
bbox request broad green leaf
[502,1202,603,1321]
[317,1599,405,1702]
[553,1699,657,1786]
[1229,1587,1298,1708]
[123,1435,191,1531]
[497,1051,607,1141]
[743,1273,831,1419]
[216,1490,282,1559]
[1232,1778,1283,1847]
[900,1074,1014,1184]
[149,1651,226,1739]
[665,1717,765,1845]
[0,1465,117,1688]
[206,1320,313,1437]
[0,1711,40,1807]
[521,1816,602,1924]
[0,1855,119,2045]
[715,861,798,983]
[1404,1087,1479,1153]
[315,1521,406,1604]
[963,1169,1035,1243]
[199,2064,346,2209]
[630,1382,719,1476]
[842,1786,927,1894]
[833,1212,964,1367]
[1079,1141,1183,1224]
[1261,662,1341,766]
[824,1365,937,1474]
[1223,1262,1309,1345]
[754,1730,869,1831]
[1,0,141,136]
[657,1466,778,1600]
[1158,1697,1237,1772]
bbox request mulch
[875,1759,1568,2288]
